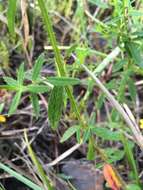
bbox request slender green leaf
[25,84,50,93]
[8,91,22,115]
[37,0,65,76]
[0,162,42,190]
[3,77,18,86]
[46,77,81,86]
[24,131,54,190]
[32,53,45,81]
[60,126,79,143]
[89,0,109,8]
[92,127,121,141]
[48,86,64,129]
[121,133,140,185]
[30,93,40,118]
[87,137,95,160]
[7,0,17,37]
[17,63,25,85]
[0,85,17,91]
[0,103,4,114]
[128,78,137,101]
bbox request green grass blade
[0,162,42,190]
[24,131,54,190]
[7,0,17,37]
[37,0,65,76]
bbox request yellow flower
[139,119,143,129]
[0,115,6,123]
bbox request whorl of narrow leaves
[48,86,64,129]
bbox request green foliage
[24,131,54,190]
[46,77,81,86]
[126,184,141,190]
[1,0,143,188]
[125,42,143,68]
[30,93,40,118]
[48,86,64,129]
[8,91,22,115]
[32,53,45,82]
[60,126,79,143]
[91,127,121,141]
[0,162,42,190]
[121,133,140,186]
[7,0,17,37]
[87,137,95,160]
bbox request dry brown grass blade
[21,0,29,49]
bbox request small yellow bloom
[139,119,143,129]
[0,115,6,123]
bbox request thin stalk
[37,0,85,127]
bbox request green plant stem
[24,131,54,190]
[37,0,85,127]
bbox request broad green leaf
[60,126,79,143]
[92,127,121,141]
[17,63,25,85]
[3,77,18,86]
[30,94,40,118]
[25,84,50,93]
[125,42,143,68]
[7,0,17,37]
[46,77,80,86]
[8,91,22,115]
[0,85,17,91]
[48,86,64,129]
[32,53,45,81]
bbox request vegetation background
[0,0,143,189]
